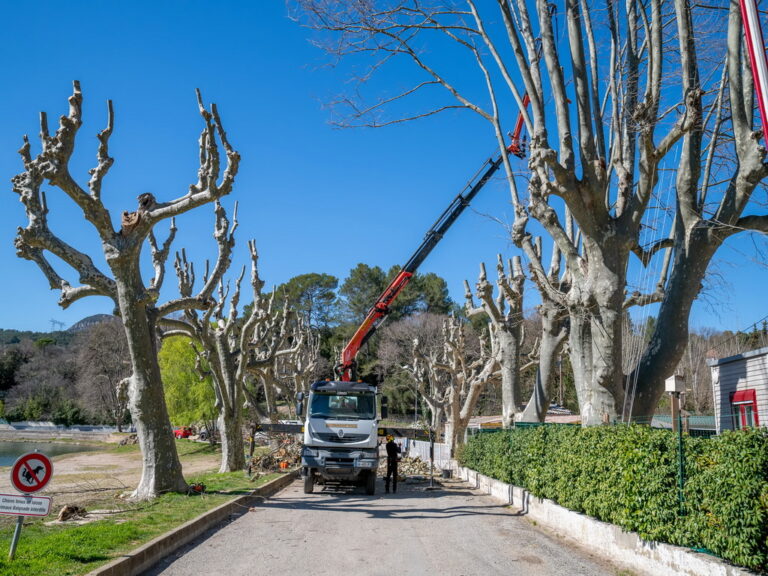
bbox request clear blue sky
[1,1,766,334]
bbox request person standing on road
[384,434,401,493]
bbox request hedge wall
[457,425,768,572]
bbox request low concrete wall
[455,465,756,576]
[86,470,298,576]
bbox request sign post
[5,452,53,560]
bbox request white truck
[297,380,387,495]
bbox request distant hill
[68,314,117,332]
[0,314,118,346]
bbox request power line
[705,312,768,356]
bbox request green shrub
[458,425,768,572]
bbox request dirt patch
[0,441,220,514]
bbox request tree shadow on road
[250,478,523,521]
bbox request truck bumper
[301,447,378,479]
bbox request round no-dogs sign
[11,452,53,494]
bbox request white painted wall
[708,347,768,434]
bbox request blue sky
[1,1,766,334]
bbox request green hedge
[457,426,768,572]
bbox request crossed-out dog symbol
[22,465,44,485]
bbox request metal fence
[467,416,718,439]
[406,439,451,469]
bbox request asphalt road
[143,477,621,576]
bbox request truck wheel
[303,472,314,494]
[365,471,376,495]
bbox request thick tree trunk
[442,399,462,455]
[217,408,245,472]
[520,303,567,422]
[212,338,246,473]
[568,239,626,426]
[421,396,443,434]
[117,281,186,499]
[497,329,522,428]
[443,405,458,456]
[629,233,718,419]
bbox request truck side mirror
[381,396,388,420]
[296,392,304,417]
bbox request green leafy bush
[458,426,768,572]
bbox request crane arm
[338,98,532,381]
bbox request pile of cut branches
[248,434,301,477]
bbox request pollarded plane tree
[405,316,500,453]
[164,232,308,470]
[519,237,570,422]
[159,205,259,472]
[11,82,240,498]
[464,251,568,424]
[377,312,448,421]
[270,318,322,417]
[294,1,768,424]
[464,256,526,428]
[387,315,451,431]
[242,295,304,422]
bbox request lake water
[0,442,99,467]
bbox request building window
[730,389,759,430]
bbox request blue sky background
[1,1,766,334]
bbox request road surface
[144,477,622,576]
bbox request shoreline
[0,430,121,443]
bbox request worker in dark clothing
[384,434,401,493]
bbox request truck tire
[365,470,376,495]
[303,472,314,494]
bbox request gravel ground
[144,476,624,576]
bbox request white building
[707,347,768,434]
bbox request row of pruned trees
[10,83,321,497]
[377,251,768,453]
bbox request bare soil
[0,437,220,516]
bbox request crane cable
[621,156,678,423]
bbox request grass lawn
[0,440,276,576]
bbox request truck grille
[317,433,369,444]
[325,457,354,465]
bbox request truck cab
[297,380,385,495]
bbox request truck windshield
[308,392,376,420]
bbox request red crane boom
[338,100,532,381]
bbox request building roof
[706,346,768,367]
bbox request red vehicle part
[338,98,532,381]
[740,0,768,135]
[507,94,531,158]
